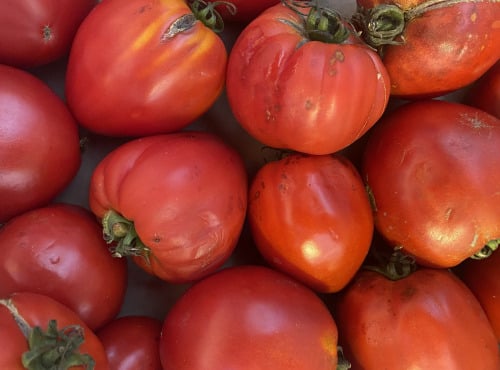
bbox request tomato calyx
[189,0,236,33]
[102,209,152,264]
[364,249,417,281]
[0,298,95,370]
[337,346,352,369]
[471,239,500,260]
[281,0,351,44]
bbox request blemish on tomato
[470,12,477,22]
[42,25,53,42]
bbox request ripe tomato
[0,203,128,331]
[248,153,373,293]
[97,315,163,370]
[464,60,500,119]
[353,0,500,97]
[65,0,228,137]
[0,64,81,224]
[0,292,109,370]
[159,265,340,369]
[362,100,500,268]
[206,0,280,23]
[226,1,390,155]
[0,0,96,68]
[89,131,248,283]
[454,249,500,342]
[334,256,500,369]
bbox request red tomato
[97,316,163,370]
[334,259,500,369]
[65,0,228,137]
[464,60,500,118]
[159,265,339,369]
[248,153,373,293]
[0,64,81,224]
[0,203,128,331]
[454,249,500,342]
[0,292,109,369]
[89,131,248,283]
[205,0,280,23]
[353,0,500,97]
[0,0,96,68]
[226,2,390,155]
[362,100,500,268]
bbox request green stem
[470,238,500,260]
[189,0,236,33]
[337,346,352,369]
[364,249,417,280]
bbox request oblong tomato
[0,0,96,68]
[0,292,109,370]
[0,203,128,331]
[362,100,500,268]
[464,60,500,119]
[248,153,373,293]
[0,64,81,224]
[159,265,339,369]
[65,0,228,137]
[89,131,248,283]
[226,2,390,155]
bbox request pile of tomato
[1,0,499,369]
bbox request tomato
[206,0,280,23]
[0,0,96,68]
[353,0,500,98]
[65,0,228,137]
[0,64,81,224]
[225,1,390,155]
[334,254,500,369]
[0,292,109,369]
[248,153,373,293]
[97,315,163,370]
[464,60,500,119]
[88,131,248,283]
[0,203,128,331]
[454,249,500,342]
[159,265,340,369]
[362,100,500,268]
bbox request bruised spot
[470,12,477,22]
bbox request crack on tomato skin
[160,14,198,42]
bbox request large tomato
[0,203,128,331]
[362,100,500,268]
[0,292,109,369]
[159,265,341,369]
[464,60,500,119]
[226,1,390,155]
[89,131,248,283]
[353,0,500,97]
[65,0,228,137]
[0,64,81,224]
[0,0,96,68]
[334,253,500,369]
[248,153,373,293]
[206,0,280,23]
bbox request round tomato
[454,249,500,342]
[65,0,228,137]
[0,0,96,68]
[362,100,500,268]
[205,0,280,23]
[334,255,500,369]
[89,131,248,283]
[0,64,81,224]
[97,315,163,370]
[0,203,128,331]
[0,292,109,370]
[226,1,390,155]
[464,60,500,119]
[159,265,340,369]
[248,153,373,293]
[353,0,500,98]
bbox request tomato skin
[454,250,500,342]
[464,60,500,119]
[362,100,500,268]
[159,265,339,370]
[0,0,96,68]
[0,203,128,331]
[65,0,227,137]
[89,131,248,283]
[226,3,390,155]
[206,0,280,22]
[0,64,81,224]
[335,267,500,369]
[355,0,500,98]
[0,292,109,370]
[97,316,163,370]
[248,153,373,293]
